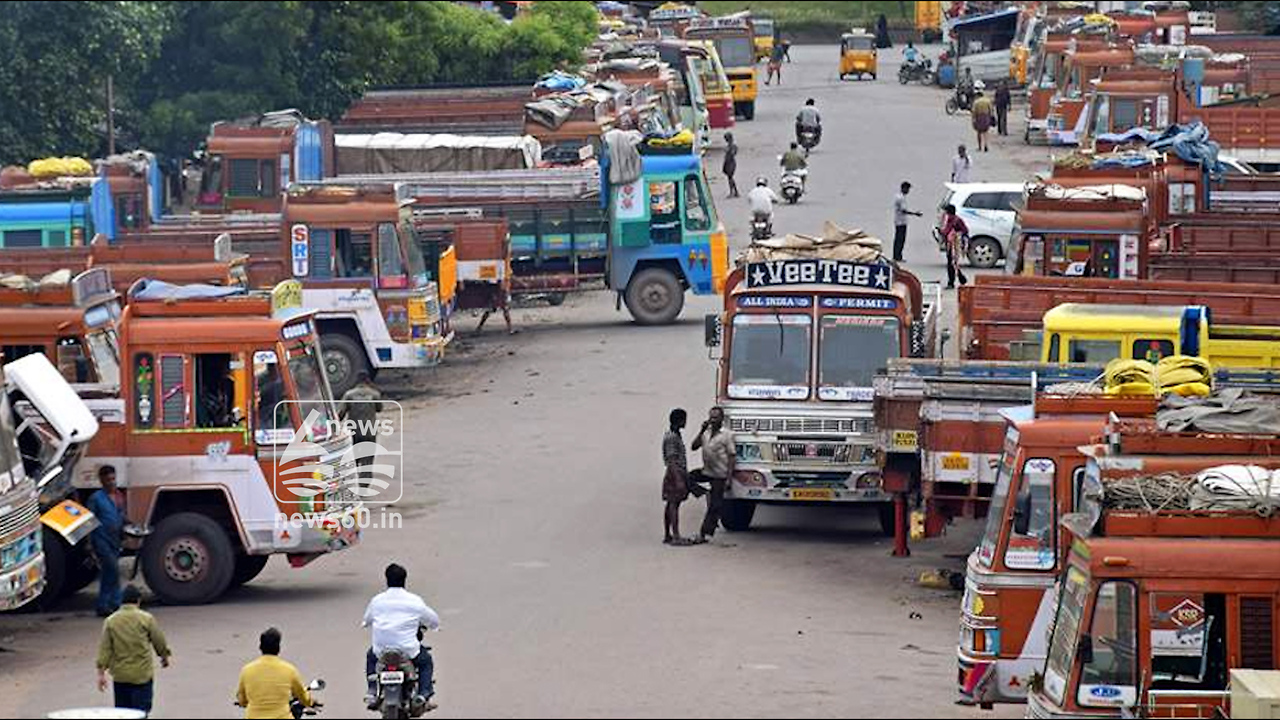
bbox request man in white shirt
[692,407,736,542]
[364,563,441,711]
[951,144,973,183]
[748,178,781,222]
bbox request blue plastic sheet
[536,71,586,92]
[1097,122,1223,175]
[130,278,244,301]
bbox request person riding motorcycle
[795,98,822,146]
[748,177,780,229]
[903,41,922,68]
[363,563,440,713]
[780,143,808,187]
[235,627,318,720]
[956,67,976,109]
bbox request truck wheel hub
[325,351,352,386]
[164,538,207,582]
[640,282,670,311]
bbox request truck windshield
[402,225,430,287]
[1044,565,1091,705]
[818,316,899,401]
[728,314,811,401]
[716,36,755,68]
[0,388,18,478]
[287,339,335,441]
[846,36,874,51]
[755,20,774,37]
[977,436,1018,568]
[86,329,120,386]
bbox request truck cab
[708,251,937,532]
[1009,183,1150,279]
[1028,425,1280,719]
[0,177,115,248]
[685,17,758,120]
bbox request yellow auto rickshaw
[839,29,877,81]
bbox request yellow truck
[753,15,775,62]
[685,16,759,120]
[1040,304,1280,369]
[916,0,943,43]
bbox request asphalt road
[1,45,1052,718]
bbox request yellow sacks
[1104,358,1155,396]
[27,156,93,179]
[1155,355,1213,398]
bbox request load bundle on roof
[739,222,886,265]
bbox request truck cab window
[650,181,681,244]
[229,158,261,197]
[200,155,225,202]
[1133,339,1175,363]
[253,351,290,443]
[683,175,711,231]
[377,223,405,287]
[1151,593,1228,691]
[195,353,239,429]
[1078,581,1138,705]
[55,338,92,384]
[1005,458,1055,570]
[1069,339,1121,364]
[336,230,374,278]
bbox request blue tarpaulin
[129,278,244,301]
[1096,122,1223,175]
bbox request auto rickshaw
[839,29,877,80]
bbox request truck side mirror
[1013,491,1032,536]
[705,314,722,348]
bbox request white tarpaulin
[334,133,542,175]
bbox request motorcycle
[372,645,435,719]
[796,126,820,157]
[898,58,934,85]
[780,169,806,204]
[945,79,985,115]
[750,213,773,241]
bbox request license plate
[892,430,918,451]
[943,454,971,471]
[479,265,497,280]
[790,488,835,501]
[380,671,405,684]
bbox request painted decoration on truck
[746,260,893,290]
[737,296,812,309]
[615,180,645,220]
[291,224,310,277]
[820,297,897,310]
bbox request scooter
[945,79,985,115]
[780,169,806,204]
[750,213,773,241]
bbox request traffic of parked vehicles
[7,0,1280,718]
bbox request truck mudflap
[40,500,98,545]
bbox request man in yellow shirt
[235,628,317,720]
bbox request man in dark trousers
[892,181,923,263]
[722,132,739,198]
[995,81,1012,137]
[87,465,125,617]
[97,585,172,715]
[691,407,735,543]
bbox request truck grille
[731,417,869,434]
[0,496,40,540]
[773,471,852,487]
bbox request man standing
[972,91,994,152]
[941,203,971,289]
[766,43,784,85]
[363,563,440,712]
[892,181,923,263]
[951,144,973,183]
[236,628,316,720]
[661,408,691,545]
[340,371,384,477]
[87,465,125,617]
[691,407,735,543]
[722,132,739,198]
[97,585,172,715]
[995,81,1012,137]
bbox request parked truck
[0,271,364,606]
[684,16,758,120]
[704,235,939,533]
[0,353,100,611]
[1027,419,1280,719]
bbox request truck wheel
[35,528,70,608]
[721,500,757,531]
[231,554,270,588]
[877,502,897,538]
[967,236,1002,269]
[320,333,368,398]
[545,292,566,307]
[142,512,235,605]
[624,268,684,325]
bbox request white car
[938,182,1026,268]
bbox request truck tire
[721,500,757,531]
[142,512,235,605]
[35,528,70,608]
[320,332,369,399]
[231,554,270,588]
[624,268,684,325]
[877,502,897,538]
[545,292,566,307]
[967,236,1002,269]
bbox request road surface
[1,45,1052,718]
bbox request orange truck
[0,270,364,606]
[1027,420,1280,719]
[706,246,939,533]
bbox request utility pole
[106,74,115,156]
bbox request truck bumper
[275,505,363,564]
[0,554,45,612]
[729,466,891,503]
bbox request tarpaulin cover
[129,278,244,301]
[536,71,587,92]
[334,133,542,174]
[739,222,885,265]
[1157,388,1280,433]
[1097,122,1223,174]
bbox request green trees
[0,1,597,165]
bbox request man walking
[995,81,1012,137]
[941,203,971,289]
[722,132,739,198]
[892,181,923,263]
[236,628,316,719]
[691,407,734,543]
[340,371,384,478]
[661,408,691,545]
[86,465,125,617]
[972,91,994,152]
[951,144,973,183]
[97,585,172,716]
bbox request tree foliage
[0,0,597,164]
